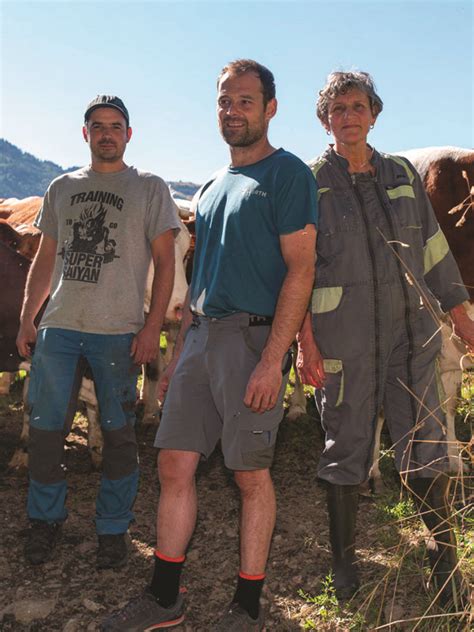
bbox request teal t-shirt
[190,148,318,318]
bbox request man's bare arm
[131,229,175,365]
[244,223,317,413]
[16,234,57,358]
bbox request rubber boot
[326,483,360,600]
[410,475,467,611]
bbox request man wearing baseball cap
[17,95,180,569]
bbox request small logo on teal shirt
[242,188,268,199]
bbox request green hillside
[0,139,199,200]
[0,139,78,198]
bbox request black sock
[149,550,185,608]
[232,572,265,620]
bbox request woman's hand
[296,332,326,388]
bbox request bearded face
[217,71,274,149]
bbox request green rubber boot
[326,483,360,600]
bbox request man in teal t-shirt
[191,147,317,318]
[103,60,318,631]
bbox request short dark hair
[217,59,276,106]
[317,71,383,125]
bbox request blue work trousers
[27,327,139,534]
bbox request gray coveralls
[309,147,468,485]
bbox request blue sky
[1,0,472,184]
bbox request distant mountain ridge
[0,139,79,199]
[0,139,200,200]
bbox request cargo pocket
[323,359,344,407]
[386,186,421,230]
[240,425,279,468]
[311,287,343,314]
[385,184,415,202]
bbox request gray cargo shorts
[154,312,291,470]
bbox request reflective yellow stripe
[385,154,415,184]
[323,359,344,407]
[424,227,450,274]
[386,184,415,200]
[309,158,327,177]
[311,286,343,313]
[317,187,330,201]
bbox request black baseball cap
[84,95,130,127]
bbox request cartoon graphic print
[70,203,117,258]
[59,200,119,284]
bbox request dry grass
[0,374,472,630]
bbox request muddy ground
[0,380,472,631]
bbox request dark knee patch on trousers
[240,428,277,469]
[102,423,138,480]
[29,426,65,484]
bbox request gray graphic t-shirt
[35,166,181,334]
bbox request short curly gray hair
[316,71,383,125]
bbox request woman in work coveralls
[297,70,474,610]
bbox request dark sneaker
[212,603,265,631]
[97,534,128,570]
[100,588,185,631]
[24,520,62,565]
